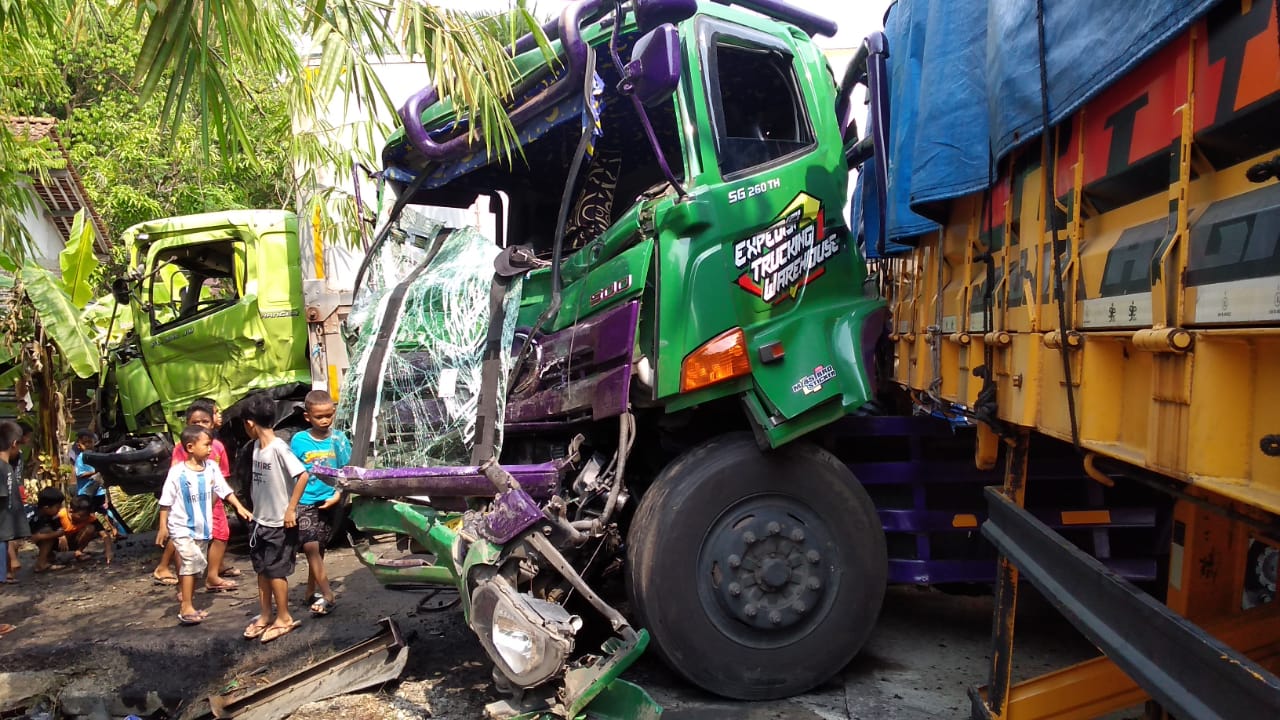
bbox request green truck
[86,0,896,716]
[85,210,313,496]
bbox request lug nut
[766,521,781,536]
[729,582,741,597]
[769,611,783,625]
[743,531,757,544]
[728,554,741,569]
[807,576,821,590]
[794,600,806,613]
[744,604,758,617]
[806,550,821,564]
[790,528,805,542]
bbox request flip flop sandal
[220,567,242,577]
[260,619,302,644]
[177,613,204,626]
[206,581,239,592]
[151,574,179,586]
[243,621,270,639]
[310,596,335,616]
[0,624,15,636]
[35,564,67,573]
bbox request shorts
[248,523,297,579]
[211,500,230,542]
[172,537,210,576]
[296,504,332,550]
[80,493,107,514]
[65,520,105,551]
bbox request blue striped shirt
[158,461,233,540]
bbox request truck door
[138,234,258,428]
[655,15,860,402]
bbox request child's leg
[257,572,274,622]
[172,538,208,620]
[34,539,54,570]
[303,542,333,606]
[206,539,231,587]
[269,576,294,627]
[154,542,178,579]
[304,541,316,601]
[73,526,98,558]
[179,573,197,616]
[7,540,19,572]
[0,542,8,583]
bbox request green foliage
[59,210,101,307]
[18,264,100,378]
[112,487,158,530]
[1,0,545,266]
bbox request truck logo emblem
[792,365,836,395]
[732,193,841,304]
[590,275,632,306]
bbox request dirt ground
[0,531,1100,719]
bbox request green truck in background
[84,0,897,716]
[84,209,313,495]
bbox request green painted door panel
[130,211,309,433]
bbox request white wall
[17,185,66,273]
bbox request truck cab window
[709,42,814,177]
[149,240,242,331]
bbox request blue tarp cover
[874,0,1220,248]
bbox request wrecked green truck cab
[318,0,889,717]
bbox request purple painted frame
[310,462,565,500]
[400,0,607,163]
[831,416,1161,585]
[506,300,639,428]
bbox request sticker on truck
[792,364,836,395]
[732,193,842,304]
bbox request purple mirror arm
[399,0,605,163]
[711,0,837,38]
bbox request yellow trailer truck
[862,0,1280,717]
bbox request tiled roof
[5,116,110,252]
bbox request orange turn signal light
[680,328,752,393]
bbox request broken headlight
[471,580,581,688]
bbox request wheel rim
[696,492,839,648]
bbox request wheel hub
[702,503,834,634]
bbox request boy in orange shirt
[58,495,116,565]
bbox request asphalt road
[0,533,1100,719]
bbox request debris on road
[202,618,408,720]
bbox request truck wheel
[626,433,886,700]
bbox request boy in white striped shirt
[157,425,252,625]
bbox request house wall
[18,187,66,273]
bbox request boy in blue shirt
[289,390,349,616]
[72,430,109,514]
[158,425,252,625]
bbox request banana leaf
[20,264,100,378]
[82,294,134,347]
[60,209,101,307]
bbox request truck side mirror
[634,0,696,34]
[624,24,683,107]
[111,278,131,305]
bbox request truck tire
[626,433,886,700]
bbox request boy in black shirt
[30,488,68,572]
